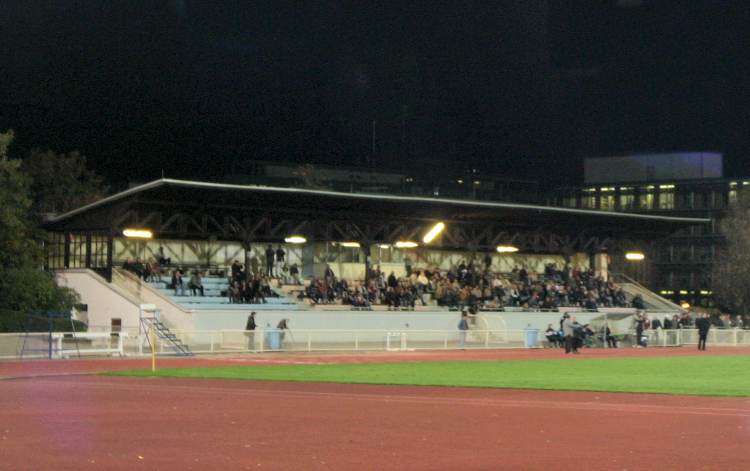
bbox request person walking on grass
[458,311,469,348]
[696,313,711,351]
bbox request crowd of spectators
[297,260,633,311]
[122,257,162,282]
[227,260,279,303]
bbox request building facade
[554,153,739,309]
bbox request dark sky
[2,1,749,186]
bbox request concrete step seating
[177,302,301,311]
[148,276,300,310]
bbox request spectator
[157,246,171,266]
[275,245,286,276]
[289,263,301,285]
[458,311,469,348]
[245,312,257,350]
[545,323,560,348]
[265,245,275,277]
[696,313,711,351]
[172,269,185,296]
[633,312,646,347]
[277,318,290,344]
[562,314,578,354]
[231,260,242,281]
[604,323,617,348]
[189,270,204,296]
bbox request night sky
[2,1,749,186]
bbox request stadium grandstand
[41,178,710,352]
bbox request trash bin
[264,329,282,351]
[525,328,539,348]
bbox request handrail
[610,272,684,313]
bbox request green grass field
[108,356,750,397]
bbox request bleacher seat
[149,276,300,310]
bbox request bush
[0,309,87,333]
[0,269,79,313]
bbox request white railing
[2,328,748,359]
[0,332,128,359]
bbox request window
[681,191,694,209]
[729,189,738,205]
[563,196,577,208]
[638,190,653,210]
[600,194,615,211]
[581,189,596,209]
[111,318,122,333]
[711,191,726,209]
[658,191,674,209]
[619,193,634,210]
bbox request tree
[0,269,79,314]
[0,129,39,269]
[22,148,108,217]
[0,130,82,331]
[712,192,750,314]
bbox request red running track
[1,347,749,470]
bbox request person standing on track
[458,311,469,348]
[245,312,257,350]
[696,313,711,351]
[562,314,578,354]
[633,312,645,348]
[277,318,290,344]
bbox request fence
[1,328,749,359]
[0,332,128,359]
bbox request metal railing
[0,332,128,359]
[2,328,748,359]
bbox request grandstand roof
[44,178,709,250]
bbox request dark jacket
[696,317,711,335]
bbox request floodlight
[625,252,645,261]
[422,222,445,244]
[496,245,519,253]
[340,242,360,248]
[123,229,153,239]
[284,236,307,244]
[395,241,418,248]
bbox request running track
[1,348,749,470]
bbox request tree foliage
[0,269,79,314]
[712,193,750,314]
[0,130,85,330]
[22,148,108,217]
[0,129,39,269]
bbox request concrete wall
[190,307,636,333]
[55,270,142,332]
[111,269,194,332]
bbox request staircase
[141,317,194,356]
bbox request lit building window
[658,190,674,209]
[729,189,738,205]
[619,194,634,210]
[600,194,615,211]
[581,194,596,209]
[638,189,653,210]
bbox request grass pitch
[109,355,750,397]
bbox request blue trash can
[525,328,539,348]
[264,329,282,350]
